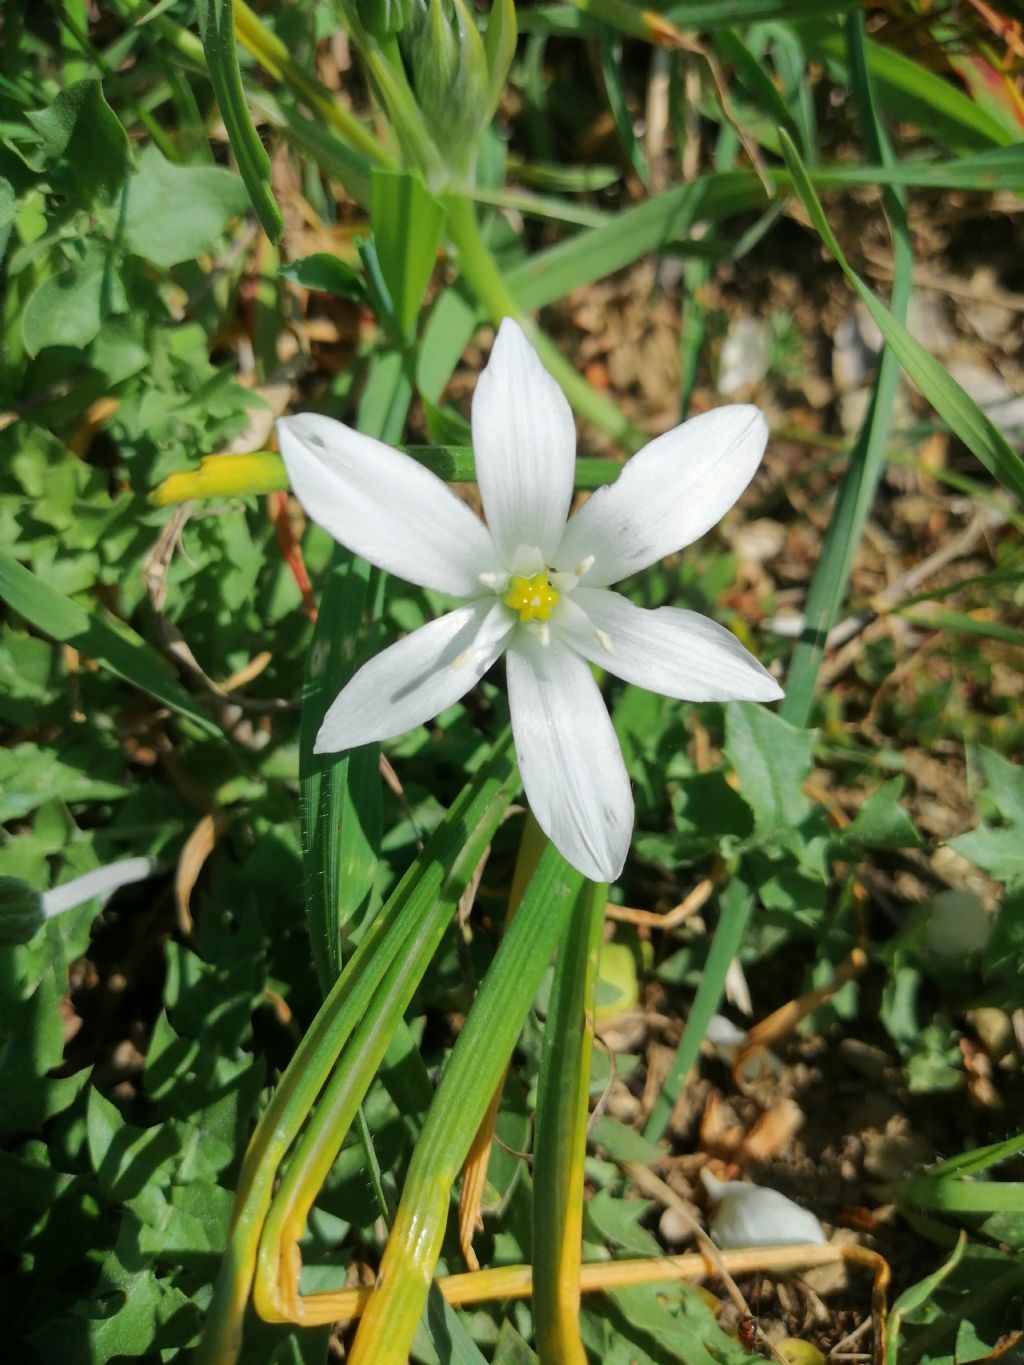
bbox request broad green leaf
[122,145,250,267]
[279,253,369,304]
[22,260,105,356]
[0,552,221,737]
[26,78,130,204]
[724,702,815,842]
[840,780,922,852]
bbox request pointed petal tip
[312,725,341,756]
[495,314,527,345]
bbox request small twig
[605,877,715,929]
[623,1162,790,1360]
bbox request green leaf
[341,844,585,1362]
[87,1088,181,1201]
[279,253,369,304]
[796,21,1015,152]
[723,702,815,842]
[196,0,283,242]
[780,15,912,725]
[22,260,106,356]
[300,550,381,989]
[584,1191,661,1256]
[0,552,221,738]
[840,779,922,852]
[0,744,129,822]
[951,747,1024,885]
[778,128,1024,506]
[122,145,251,267]
[643,877,754,1142]
[588,1116,663,1166]
[370,167,446,337]
[26,78,130,204]
[951,828,1024,886]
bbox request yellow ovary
[503,572,560,623]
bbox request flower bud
[0,876,45,947]
[402,0,491,185]
[356,0,414,39]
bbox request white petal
[554,405,768,587]
[559,588,783,702]
[315,601,513,752]
[278,413,498,596]
[472,318,577,569]
[701,1170,826,1249]
[506,630,632,882]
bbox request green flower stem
[532,878,607,1364]
[443,193,647,452]
[347,843,585,1365]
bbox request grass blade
[643,877,753,1142]
[780,13,912,726]
[779,128,1024,506]
[0,550,219,738]
[299,550,380,990]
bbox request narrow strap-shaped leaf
[532,878,606,1364]
[253,742,521,1323]
[196,0,284,241]
[299,550,380,990]
[643,877,753,1142]
[779,127,1024,506]
[347,844,585,1365]
[370,168,447,339]
[0,550,220,738]
[196,727,516,1365]
[780,13,912,726]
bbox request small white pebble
[701,1169,827,1250]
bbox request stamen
[502,571,560,623]
[478,569,510,592]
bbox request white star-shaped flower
[278,318,782,882]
